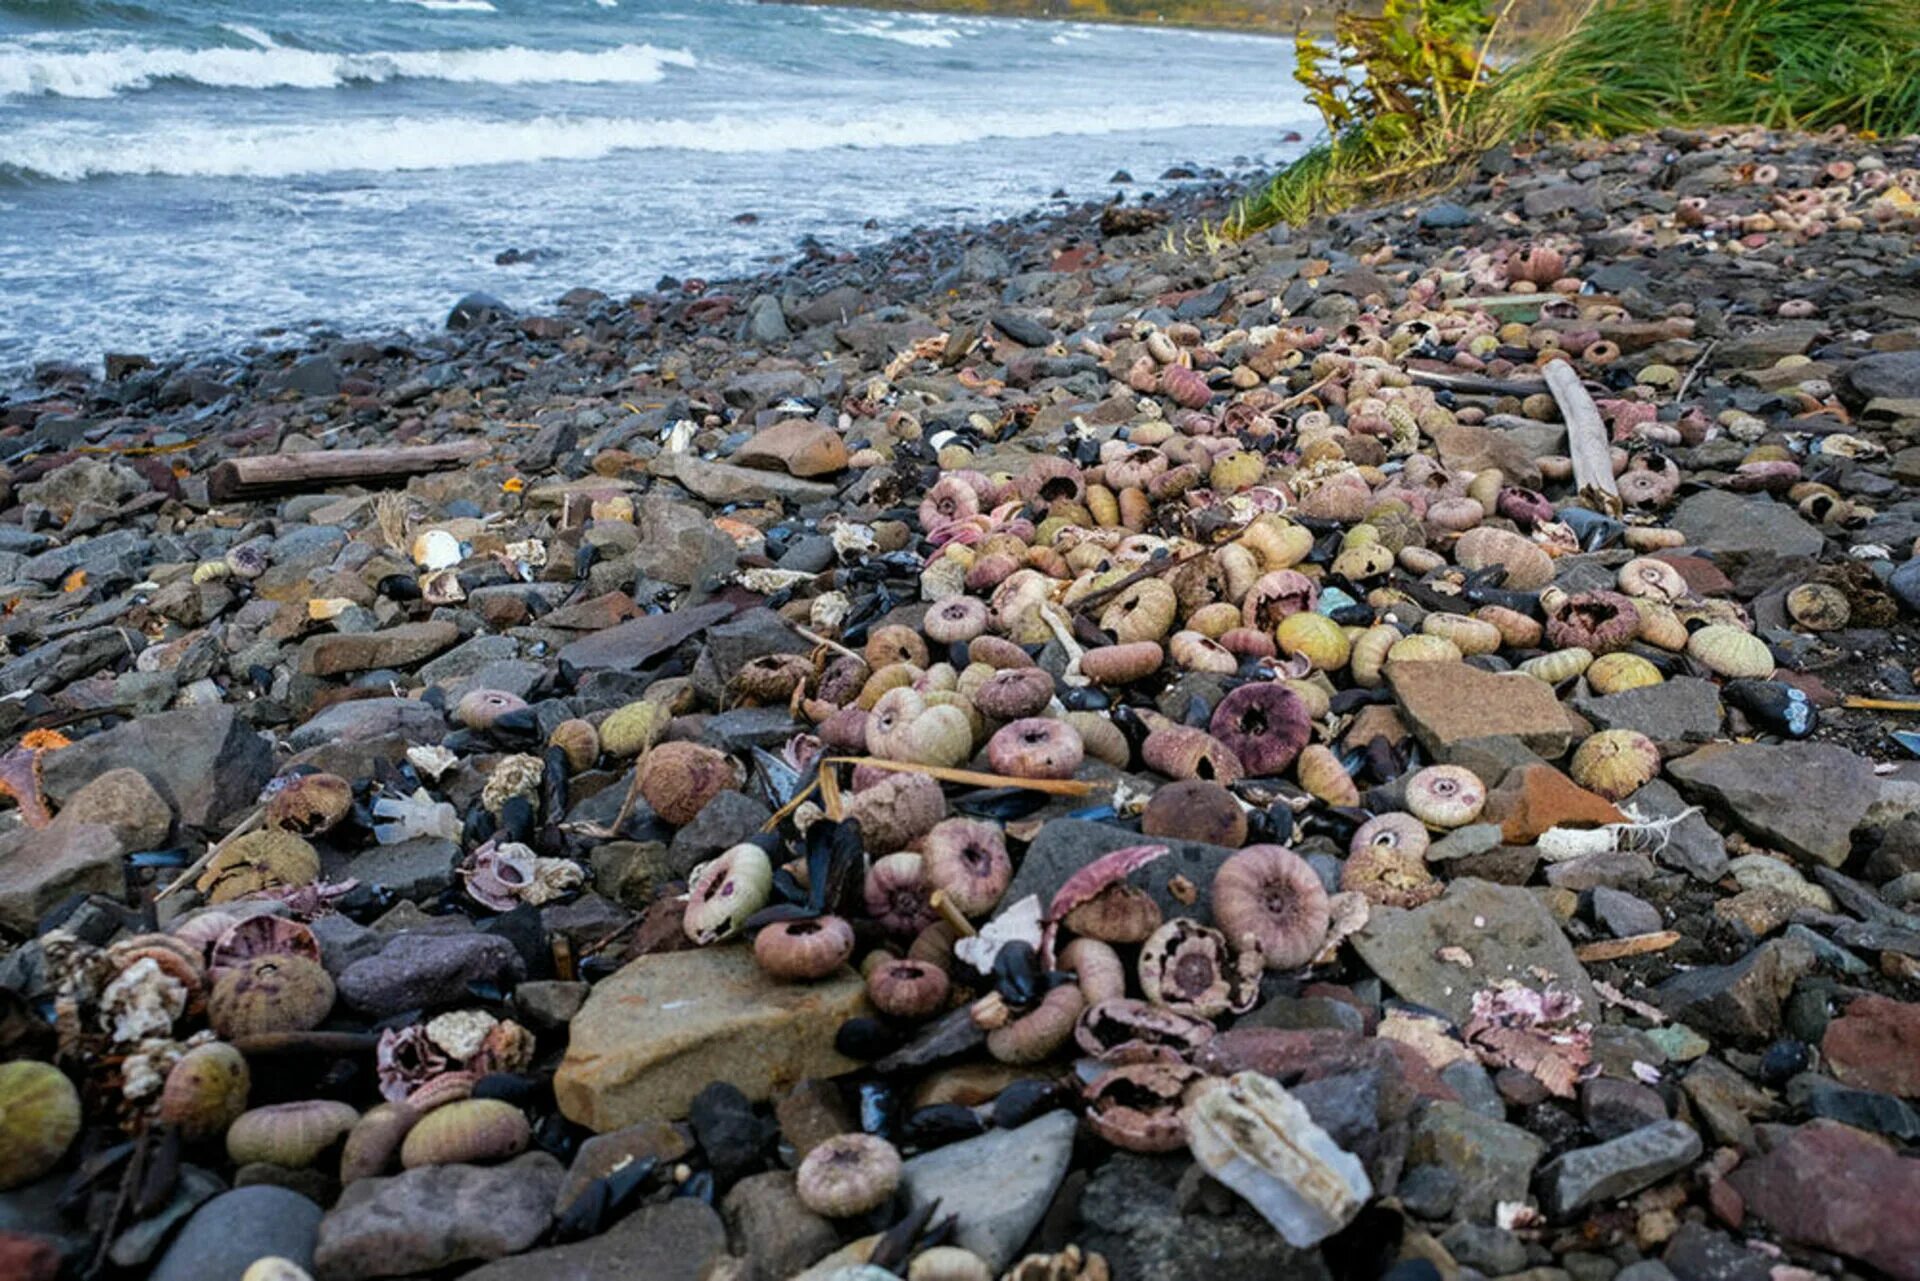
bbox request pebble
[899,1112,1078,1272]
[150,1186,322,1281]
[312,1153,562,1281]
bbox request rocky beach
[2,122,1920,1281]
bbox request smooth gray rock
[313,1154,561,1281]
[1671,490,1823,560]
[1653,935,1815,1045]
[286,698,448,753]
[463,1197,725,1281]
[1352,879,1596,1024]
[41,703,271,831]
[1668,742,1878,867]
[336,930,527,1018]
[1005,818,1241,926]
[1539,1120,1702,1218]
[150,1185,321,1281]
[899,1111,1077,1271]
[721,1171,838,1281]
[1408,1101,1547,1222]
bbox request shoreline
[2,120,1920,1281]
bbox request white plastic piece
[371,788,460,845]
[1187,1071,1372,1247]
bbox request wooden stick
[1574,931,1680,963]
[1843,696,1920,712]
[1541,359,1621,509]
[1069,547,1210,617]
[1406,368,1549,397]
[822,756,1099,796]
[208,440,490,501]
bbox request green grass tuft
[1234,0,1920,234]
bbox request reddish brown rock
[1821,995,1920,1099]
[1727,1120,1920,1280]
[1386,661,1573,762]
[731,420,849,478]
[1483,764,1626,845]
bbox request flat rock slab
[555,946,868,1131]
[1538,1119,1702,1218]
[900,1111,1078,1272]
[1571,677,1724,744]
[0,821,126,934]
[1727,1120,1920,1281]
[1667,742,1877,867]
[1352,878,1596,1025]
[1387,661,1573,762]
[1005,818,1242,925]
[461,1198,725,1281]
[557,602,735,671]
[150,1185,322,1281]
[662,454,837,506]
[1670,490,1824,560]
[40,703,271,832]
[1820,995,1920,1099]
[297,620,460,676]
[314,1154,561,1281]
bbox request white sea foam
[822,17,965,49]
[0,39,695,98]
[219,24,278,49]
[397,0,499,11]
[0,102,1316,180]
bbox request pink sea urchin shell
[1211,845,1331,971]
[1209,683,1312,777]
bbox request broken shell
[1454,527,1554,590]
[264,772,354,836]
[1616,557,1689,604]
[1341,842,1442,909]
[600,700,669,757]
[986,718,1084,780]
[1169,630,1238,675]
[637,741,739,825]
[1569,729,1661,802]
[1687,624,1774,679]
[1545,591,1641,656]
[844,772,947,851]
[411,529,462,571]
[0,1062,81,1191]
[208,955,336,1040]
[1186,1071,1372,1247]
[796,1133,903,1217]
[399,1098,530,1168]
[1295,745,1359,807]
[866,852,938,936]
[1404,764,1487,829]
[1084,1060,1202,1152]
[227,1100,359,1169]
[754,916,857,981]
[1785,582,1849,632]
[1350,812,1430,862]
[867,958,951,1019]
[1064,883,1164,944]
[987,983,1086,1063]
[196,830,320,903]
[158,1041,250,1141]
[1139,918,1260,1018]
[1586,652,1662,695]
[339,1102,420,1183]
[922,818,1013,917]
[547,719,601,771]
[1213,845,1331,970]
[1209,683,1311,777]
[1141,779,1247,848]
[1100,578,1179,644]
[1075,996,1214,1061]
[684,843,774,945]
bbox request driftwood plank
[208,440,489,500]
[1541,360,1620,507]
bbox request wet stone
[1538,1120,1702,1219]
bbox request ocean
[0,0,1312,379]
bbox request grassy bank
[1233,0,1920,231]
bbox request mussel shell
[903,1103,987,1150]
[1723,679,1816,738]
[991,941,1043,1007]
[991,1078,1066,1129]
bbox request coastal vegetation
[1232,0,1920,231]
